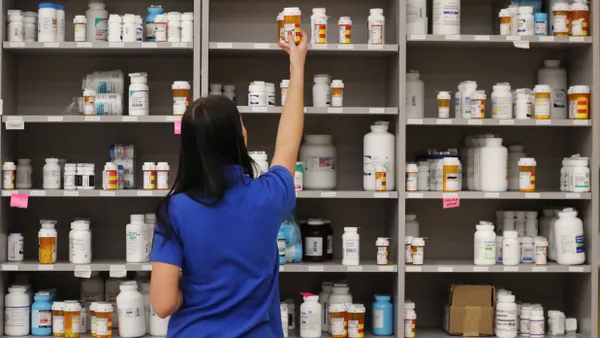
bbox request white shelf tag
[109,42,124,48]
[437,266,453,272]
[474,35,490,41]
[468,119,483,125]
[312,44,328,49]
[31,190,47,196]
[44,42,59,48]
[565,193,581,199]
[436,119,452,125]
[405,266,422,272]
[142,42,157,48]
[506,36,521,41]
[84,116,101,122]
[503,266,519,272]
[409,35,426,40]
[378,266,395,272]
[539,36,555,42]
[473,267,489,272]
[76,42,92,48]
[369,108,384,114]
[327,108,343,113]
[572,120,589,125]
[122,116,139,122]
[110,265,127,277]
[308,265,324,272]
[569,36,585,42]
[499,119,515,125]
[484,192,499,198]
[346,266,363,272]
[374,192,390,198]
[47,116,64,122]
[407,119,423,125]
[5,120,24,130]
[142,264,152,271]
[367,44,384,49]
[216,42,233,48]
[137,191,153,196]
[251,106,268,113]
[100,191,116,197]
[407,192,423,199]
[320,191,337,198]
[568,266,584,272]
[63,191,80,197]
[253,43,270,49]
[38,264,54,271]
[74,265,92,278]
[9,42,25,48]
[525,193,540,199]
[535,119,551,125]
[279,265,284,272]
[444,35,461,40]
[2,190,17,196]
[442,193,458,198]
[171,42,187,48]
[2,264,18,271]
[165,116,182,122]
[337,44,354,49]
[532,266,547,272]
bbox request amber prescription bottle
[442,157,460,192]
[329,303,347,338]
[437,91,451,118]
[376,237,390,265]
[63,301,81,338]
[89,302,98,337]
[404,236,414,264]
[570,2,589,37]
[277,12,284,42]
[347,304,365,338]
[283,7,301,44]
[552,3,570,36]
[518,158,536,192]
[52,301,65,337]
[338,16,352,44]
[95,302,113,338]
[534,84,551,119]
[172,81,191,116]
[568,85,590,119]
[331,80,344,107]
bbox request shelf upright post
[201,0,210,97]
[194,0,202,100]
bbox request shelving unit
[0,0,596,338]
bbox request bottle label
[576,235,585,253]
[278,239,286,258]
[553,15,568,34]
[327,235,333,254]
[343,239,359,260]
[129,89,149,114]
[496,309,517,332]
[348,319,363,337]
[32,309,52,328]
[304,237,323,256]
[373,309,384,329]
[300,310,320,331]
[331,317,345,335]
[369,24,383,44]
[95,317,110,335]
[306,156,335,172]
[404,319,415,338]
[53,315,65,333]
[574,172,589,189]
[475,240,496,262]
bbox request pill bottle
[181,12,194,42]
[63,301,81,338]
[107,14,122,42]
[496,294,517,338]
[534,12,547,36]
[294,161,303,191]
[128,73,149,116]
[5,286,30,336]
[406,163,418,192]
[102,162,117,190]
[432,0,460,34]
[376,237,390,265]
[470,90,486,119]
[437,91,451,118]
[492,83,513,119]
[145,6,163,42]
[52,301,65,337]
[8,14,24,42]
[331,80,344,107]
[347,304,365,338]
[277,12,284,42]
[122,14,136,42]
[223,85,236,103]
[313,74,331,107]
[117,281,146,337]
[534,237,548,265]
[83,88,97,116]
[565,318,577,333]
[280,80,290,105]
[404,301,416,338]
[502,230,519,266]
[517,6,534,36]
[64,163,76,190]
[318,282,333,332]
[529,309,545,337]
[518,157,536,192]
[38,3,57,42]
[3,161,16,190]
[515,91,531,119]
[210,83,223,96]
[299,135,337,189]
[405,236,414,264]
[300,294,320,337]
[552,3,570,36]
[23,12,37,42]
[571,157,589,192]
[126,215,147,263]
[135,15,143,41]
[156,162,170,190]
[442,157,460,192]
[7,230,24,262]
[371,296,392,336]
[417,162,429,191]
[172,81,191,116]
[54,4,65,42]
[81,164,95,190]
[248,82,267,106]
[338,16,352,44]
[87,1,108,41]
[521,236,534,263]
[533,84,551,119]
[411,237,425,265]
[73,15,88,42]
[328,303,346,338]
[570,2,588,37]
[279,303,288,338]
[71,221,92,264]
[568,85,590,119]
[32,292,53,336]
[499,8,512,35]
[94,302,112,338]
[474,222,496,265]
[460,81,477,119]
[39,220,58,264]
[167,12,182,42]
[496,235,503,263]
[283,7,301,44]
[285,299,296,331]
[154,14,168,42]
[310,8,327,44]
[342,227,360,266]
[368,8,385,45]
[303,219,326,262]
[266,82,276,106]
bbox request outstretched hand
[279,30,308,71]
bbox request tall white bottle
[507,145,526,191]
[407,0,427,34]
[406,71,424,118]
[480,138,508,192]
[554,208,585,265]
[537,60,567,119]
[363,122,395,191]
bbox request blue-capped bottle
[372,294,393,336]
[31,291,52,336]
[146,6,164,42]
[278,227,286,265]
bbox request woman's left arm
[150,262,183,318]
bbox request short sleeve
[150,223,183,268]
[256,165,296,220]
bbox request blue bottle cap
[39,3,56,9]
[534,12,547,20]
[374,294,391,301]
[55,4,64,10]
[8,229,22,234]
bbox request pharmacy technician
[149,31,308,338]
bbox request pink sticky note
[10,193,28,208]
[443,195,460,209]
[174,121,182,134]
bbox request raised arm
[271,31,308,175]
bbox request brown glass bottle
[303,219,327,262]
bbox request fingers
[297,30,308,48]
[287,31,297,51]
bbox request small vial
[405,236,414,264]
[499,9,512,35]
[520,236,534,263]
[338,16,352,44]
[156,162,170,190]
[142,162,156,190]
[411,237,425,265]
[294,161,303,191]
[534,237,548,266]
[331,80,344,107]
[103,162,117,191]
[534,12,547,36]
[533,85,551,119]
[282,7,301,44]
[83,89,97,116]
[74,15,87,42]
[437,91,451,118]
[518,158,536,192]
[368,8,385,45]
[154,14,168,42]
[376,237,390,265]
[280,80,290,105]
[3,162,16,190]
[63,164,76,190]
[406,163,418,192]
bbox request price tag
[38,265,54,271]
[137,191,153,196]
[63,191,79,197]
[30,190,46,196]
[445,35,461,40]
[437,266,453,272]
[253,43,270,49]
[367,44,384,49]
[443,195,460,209]
[84,116,101,122]
[532,266,547,272]
[535,119,551,125]
[44,42,59,48]
[308,266,324,272]
[109,42,124,48]
[473,267,489,272]
[503,266,519,272]
[327,108,343,113]
[568,266,584,272]
[109,265,127,278]
[369,108,384,114]
[9,42,25,48]
[468,119,483,125]
[2,190,16,196]
[142,42,158,48]
[407,119,423,125]
[407,192,423,199]
[346,266,363,272]
[122,116,139,122]
[165,116,181,122]
[251,107,268,113]
[565,193,581,199]
[539,36,555,42]
[100,191,116,197]
[312,44,328,49]
[474,35,490,41]
[2,264,18,271]
[484,192,499,198]
[320,191,337,198]
[5,119,24,130]
[405,266,422,272]
[216,42,233,48]
[10,194,29,208]
[378,266,395,272]
[74,265,92,278]
[436,119,452,125]
[142,264,152,271]
[573,120,589,125]
[279,265,284,272]
[499,119,515,125]
[506,36,521,41]
[410,35,426,40]
[525,193,540,199]
[174,121,182,134]
[76,42,92,48]
[171,42,187,48]
[47,116,64,122]
[569,36,585,42]
[337,44,354,49]
[374,192,390,198]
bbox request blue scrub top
[150,165,295,338]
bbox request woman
[149,31,308,338]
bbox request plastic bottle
[117,281,146,337]
[280,80,290,105]
[552,2,570,36]
[364,122,395,191]
[480,138,508,192]
[517,6,534,36]
[266,82,276,106]
[570,157,589,192]
[461,81,477,119]
[95,302,113,337]
[313,74,331,107]
[330,80,344,107]
[5,286,30,336]
[122,14,136,42]
[407,0,427,35]
[7,230,24,262]
[3,161,16,190]
[71,220,92,264]
[181,12,194,42]
[154,14,168,42]
[87,1,109,41]
[283,7,302,44]
[248,81,266,106]
[167,12,182,42]
[128,73,149,116]
[145,6,163,42]
[38,3,57,42]
[520,303,532,335]
[43,158,61,189]
[507,145,525,191]
[537,60,567,119]
[338,16,352,44]
[328,287,353,328]
[39,220,57,264]
[496,294,517,338]
[135,15,143,41]
[368,8,385,45]
[310,8,327,44]
[54,4,65,42]
[404,301,416,338]
[502,230,520,266]
[32,292,52,336]
[406,163,418,192]
[406,71,424,118]
[534,12,547,36]
[23,12,37,42]
[299,135,337,190]
[52,301,65,336]
[554,208,585,265]
[529,308,545,337]
[223,84,236,102]
[521,236,534,263]
[342,227,360,266]
[432,0,461,34]
[474,222,496,265]
[8,14,24,42]
[74,15,87,42]
[492,83,513,119]
[300,295,321,338]
[499,9,512,35]
[127,215,148,263]
[318,282,333,332]
[571,2,589,37]
[372,295,393,335]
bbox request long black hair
[155,96,255,246]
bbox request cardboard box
[443,284,496,336]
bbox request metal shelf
[407,34,592,46]
[239,106,399,115]
[405,260,591,273]
[0,260,153,272]
[407,118,591,127]
[406,191,591,200]
[279,261,397,273]
[209,42,399,55]
[3,41,192,55]
[3,115,182,124]
[414,329,583,338]
[289,332,394,338]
